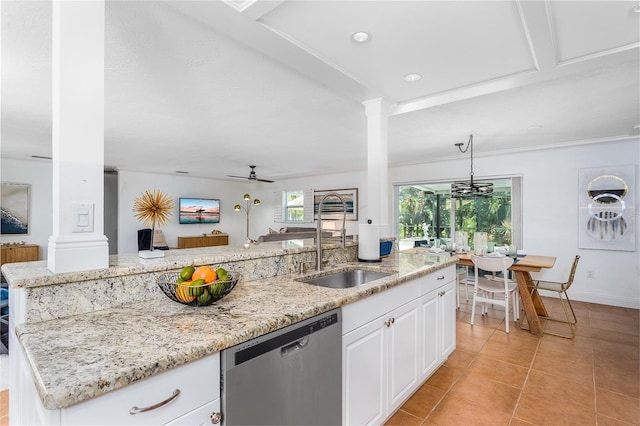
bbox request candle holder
[234,194,260,247]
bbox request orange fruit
[192,266,217,284]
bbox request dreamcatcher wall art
[578,165,636,251]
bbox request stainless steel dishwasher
[221,308,342,425]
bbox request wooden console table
[177,234,228,249]
[1,244,40,266]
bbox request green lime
[180,266,195,281]
[197,290,212,304]
[215,268,227,278]
[189,279,206,297]
[176,277,186,284]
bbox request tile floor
[386,285,640,426]
[0,288,638,426]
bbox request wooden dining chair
[528,255,580,339]
[470,255,517,333]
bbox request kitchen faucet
[316,192,347,271]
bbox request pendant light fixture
[451,134,493,198]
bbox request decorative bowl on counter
[156,270,240,306]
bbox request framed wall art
[578,165,635,251]
[1,182,30,235]
[314,188,358,221]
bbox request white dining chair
[470,255,517,333]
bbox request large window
[395,178,521,251]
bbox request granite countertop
[2,238,329,288]
[16,249,456,410]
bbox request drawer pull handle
[437,275,445,280]
[210,412,222,424]
[129,389,180,415]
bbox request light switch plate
[72,203,94,233]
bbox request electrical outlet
[587,270,595,279]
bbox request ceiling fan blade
[226,175,249,179]
[256,178,275,183]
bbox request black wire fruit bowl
[157,270,240,306]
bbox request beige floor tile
[596,413,639,426]
[591,328,640,347]
[596,388,640,425]
[509,418,537,426]
[591,318,640,336]
[425,365,464,391]
[480,335,538,368]
[595,359,640,399]
[532,351,594,385]
[448,373,520,415]
[442,349,476,370]
[384,409,423,426]
[399,383,446,419]
[427,393,511,426]
[537,335,594,364]
[466,354,529,388]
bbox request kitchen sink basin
[298,269,392,289]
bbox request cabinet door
[387,299,420,413]
[343,319,385,426]
[164,398,221,426]
[440,281,456,359]
[420,289,440,380]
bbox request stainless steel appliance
[221,308,342,425]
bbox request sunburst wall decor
[133,190,174,257]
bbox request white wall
[389,139,639,309]
[248,169,369,238]
[0,159,52,260]
[117,170,253,253]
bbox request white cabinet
[343,314,385,425]
[342,299,420,426]
[342,266,456,426]
[420,280,456,380]
[12,353,222,426]
[59,353,220,425]
[386,299,420,412]
[342,279,420,426]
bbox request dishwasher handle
[280,336,309,357]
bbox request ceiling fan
[227,165,274,183]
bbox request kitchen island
[3,240,456,424]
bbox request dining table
[455,252,557,336]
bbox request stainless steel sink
[298,269,392,289]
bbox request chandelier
[451,134,493,199]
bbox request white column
[363,98,392,237]
[48,0,108,273]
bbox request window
[284,190,304,222]
[395,178,521,251]
[274,189,314,223]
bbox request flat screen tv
[179,198,220,224]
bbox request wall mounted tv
[179,198,220,224]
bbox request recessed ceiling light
[633,124,640,130]
[404,73,422,82]
[527,124,542,131]
[633,3,640,12]
[352,32,370,43]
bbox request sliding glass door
[395,178,520,251]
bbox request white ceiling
[2,1,639,182]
